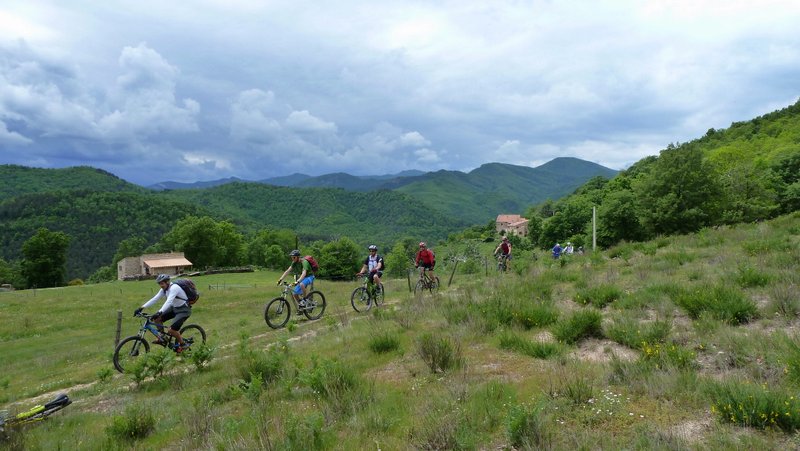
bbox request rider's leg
[372,272,383,291]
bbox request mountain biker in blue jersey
[134,274,191,352]
[552,243,562,259]
[356,244,384,293]
[277,250,314,309]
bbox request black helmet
[289,249,301,257]
[156,274,170,283]
[368,245,378,251]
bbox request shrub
[96,367,113,383]
[237,337,287,385]
[640,342,696,370]
[304,358,359,399]
[105,404,156,441]
[671,285,758,324]
[416,332,464,374]
[574,284,623,308]
[190,343,215,371]
[552,309,603,344]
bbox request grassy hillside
[2,212,798,449]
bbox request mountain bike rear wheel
[113,336,150,373]
[179,324,206,348]
[351,287,371,312]
[303,290,326,320]
[265,297,291,329]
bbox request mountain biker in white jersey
[134,274,192,352]
[356,244,384,293]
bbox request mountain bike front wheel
[373,285,385,307]
[113,336,150,373]
[351,287,371,312]
[265,297,291,329]
[303,290,327,320]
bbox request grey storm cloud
[1,0,799,185]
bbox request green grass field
[2,212,800,449]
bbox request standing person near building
[493,236,513,271]
[414,242,436,282]
[552,242,562,259]
[134,274,191,352]
[356,244,384,293]
[277,250,315,310]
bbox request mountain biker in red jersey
[494,235,513,270]
[414,242,436,282]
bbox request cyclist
[134,274,191,352]
[356,244,384,293]
[277,249,314,311]
[414,241,436,283]
[493,235,513,271]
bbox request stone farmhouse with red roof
[495,214,529,237]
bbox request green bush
[605,317,671,350]
[237,345,287,385]
[671,285,758,324]
[190,343,215,371]
[304,358,360,398]
[416,332,464,374]
[551,309,603,344]
[735,264,771,288]
[105,404,156,441]
[574,284,623,308]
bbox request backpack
[173,278,200,305]
[303,256,319,274]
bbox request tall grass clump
[671,285,758,324]
[237,335,288,385]
[105,403,156,442]
[498,330,564,359]
[574,284,623,308]
[766,284,800,318]
[734,264,772,288]
[706,380,800,432]
[551,309,603,344]
[190,343,215,371]
[604,316,671,350]
[506,401,553,449]
[640,342,697,370]
[482,297,559,331]
[416,332,464,374]
[368,329,401,354]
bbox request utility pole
[592,206,597,252]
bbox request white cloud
[285,110,337,133]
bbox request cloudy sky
[1,1,799,186]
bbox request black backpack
[173,279,200,305]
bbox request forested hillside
[0,165,144,200]
[527,99,800,249]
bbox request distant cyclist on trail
[357,244,384,293]
[552,242,562,259]
[414,241,436,282]
[277,250,315,309]
[494,236,513,270]
[134,274,191,352]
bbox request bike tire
[430,277,440,293]
[303,290,327,320]
[414,280,424,295]
[351,286,371,312]
[113,336,150,373]
[179,324,206,349]
[373,284,385,307]
[265,297,291,329]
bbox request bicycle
[0,393,71,432]
[113,312,207,373]
[496,253,508,272]
[414,267,440,295]
[351,273,384,312]
[264,281,327,329]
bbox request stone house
[495,214,529,237]
[117,252,193,280]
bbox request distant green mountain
[387,158,618,224]
[0,165,144,200]
[147,177,246,191]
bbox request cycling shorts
[160,304,191,331]
[369,270,383,279]
[293,275,315,295]
[419,262,435,270]
[500,253,512,260]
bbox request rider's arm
[141,289,165,309]
[278,264,293,283]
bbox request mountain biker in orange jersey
[356,244,384,293]
[134,274,191,352]
[414,241,436,282]
[277,249,314,309]
[494,235,513,270]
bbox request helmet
[502,236,509,241]
[419,242,426,248]
[368,245,378,251]
[289,249,301,257]
[155,274,170,284]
